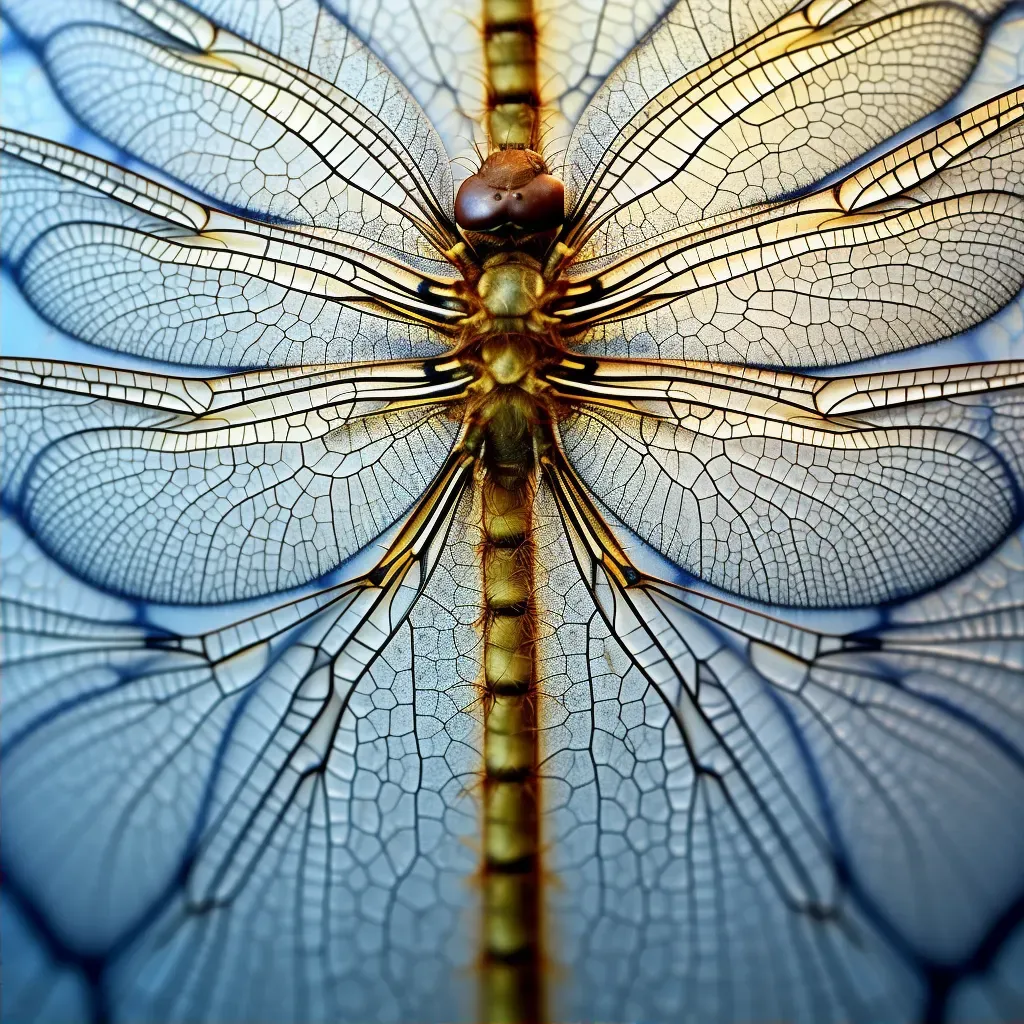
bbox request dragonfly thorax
[480,334,536,385]
[477,253,545,320]
[452,151,566,344]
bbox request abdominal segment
[483,0,541,149]
[477,380,545,1024]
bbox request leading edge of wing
[0,130,466,369]
[0,356,474,603]
[543,354,1024,607]
[558,86,1024,368]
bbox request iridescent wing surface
[2,0,1024,1022]
[531,10,1024,1018]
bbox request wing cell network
[534,461,1024,1021]
[562,0,1008,256]
[0,131,463,366]
[1,358,471,602]
[2,0,1024,1021]
[562,87,1024,365]
[1,455,484,1023]
[549,357,1024,605]
[3,0,456,248]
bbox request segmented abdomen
[483,0,541,148]
[478,386,544,1024]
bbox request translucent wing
[550,0,797,184]
[3,3,1024,1023]
[334,0,677,170]
[546,356,1024,605]
[3,0,456,248]
[1,456,486,1023]
[162,0,770,175]
[1,357,472,602]
[562,0,1007,255]
[561,87,1024,365]
[328,0,486,169]
[1,132,464,366]
[536,461,1024,1022]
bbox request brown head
[455,150,564,238]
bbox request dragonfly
[1,0,1023,1021]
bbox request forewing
[1,132,463,366]
[1,458,484,1023]
[548,357,1024,606]
[535,464,1024,1021]
[1,358,471,602]
[561,87,1024,365]
[3,0,455,247]
[563,0,1006,256]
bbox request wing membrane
[4,0,456,249]
[561,87,1024,366]
[1,357,472,602]
[535,457,1024,1020]
[1,454,482,1021]
[1,131,464,366]
[563,0,1006,255]
[547,356,1024,605]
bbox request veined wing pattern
[1,1,1023,1022]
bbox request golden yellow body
[467,5,559,1015]
[483,0,540,147]
[448,229,560,1024]
[469,319,549,1023]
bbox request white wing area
[562,0,1010,256]
[533,475,1024,1022]
[1,463,487,1023]
[2,0,456,243]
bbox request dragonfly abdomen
[478,386,545,1024]
[483,0,541,149]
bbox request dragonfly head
[455,149,564,256]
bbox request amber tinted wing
[560,87,1024,365]
[561,0,1008,256]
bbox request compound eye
[455,175,509,231]
[455,172,565,233]
[513,174,564,231]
